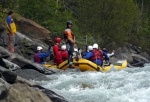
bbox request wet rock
[0,57,9,69]
[109,57,119,64]
[35,85,68,102]
[0,69,67,102]
[131,62,144,67]
[114,53,133,63]
[11,57,55,75]
[139,52,150,61]
[0,46,11,58]
[132,54,149,63]
[14,69,49,81]
[3,59,20,70]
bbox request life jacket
[53,44,60,55]
[61,50,68,61]
[34,53,44,63]
[91,49,103,61]
[5,17,16,34]
[63,28,74,43]
[54,51,63,65]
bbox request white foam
[38,64,150,102]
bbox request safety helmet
[102,48,108,52]
[88,46,93,51]
[93,43,98,49]
[61,45,66,50]
[55,38,61,43]
[37,46,43,50]
[74,48,78,52]
[67,20,72,26]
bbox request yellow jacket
[5,17,16,34]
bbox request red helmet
[55,38,61,43]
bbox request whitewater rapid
[39,64,150,102]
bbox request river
[39,64,150,102]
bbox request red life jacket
[34,53,44,63]
[91,49,103,61]
[54,51,63,65]
[53,45,60,55]
[61,51,68,61]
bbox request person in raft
[34,46,51,64]
[53,38,63,65]
[83,44,109,66]
[61,45,68,61]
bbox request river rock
[14,69,50,81]
[3,59,20,70]
[35,85,68,102]
[0,23,5,33]
[114,53,133,63]
[0,46,11,58]
[2,82,52,102]
[139,52,150,61]
[14,15,51,39]
[0,78,10,101]
[132,53,150,63]
[0,57,9,69]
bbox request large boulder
[1,82,52,102]
[139,52,150,61]
[14,15,51,39]
[0,78,10,101]
[0,69,68,102]
[131,54,150,63]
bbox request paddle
[85,35,88,53]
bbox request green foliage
[73,0,140,49]
[1,0,150,52]
[17,0,79,41]
[0,5,6,23]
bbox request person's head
[102,48,108,53]
[93,43,98,49]
[61,45,66,51]
[88,46,93,52]
[55,38,61,44]
[37,46,42,52]
[74,48,78,52]
[8,10,14,16]
[67,20,73,28]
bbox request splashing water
[38,64,150,102]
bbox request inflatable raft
[44,59,127,72]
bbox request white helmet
[88,46,93,51]
[93,43,98,49]
[61,45,66,50]
[37,46,43,50]
[74,48,78,52]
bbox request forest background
[0,0,150,53]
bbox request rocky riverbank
[0,15,150,102]
[0,15,67,102]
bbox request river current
[39,64,150,102]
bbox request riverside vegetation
[0,0,150,52]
